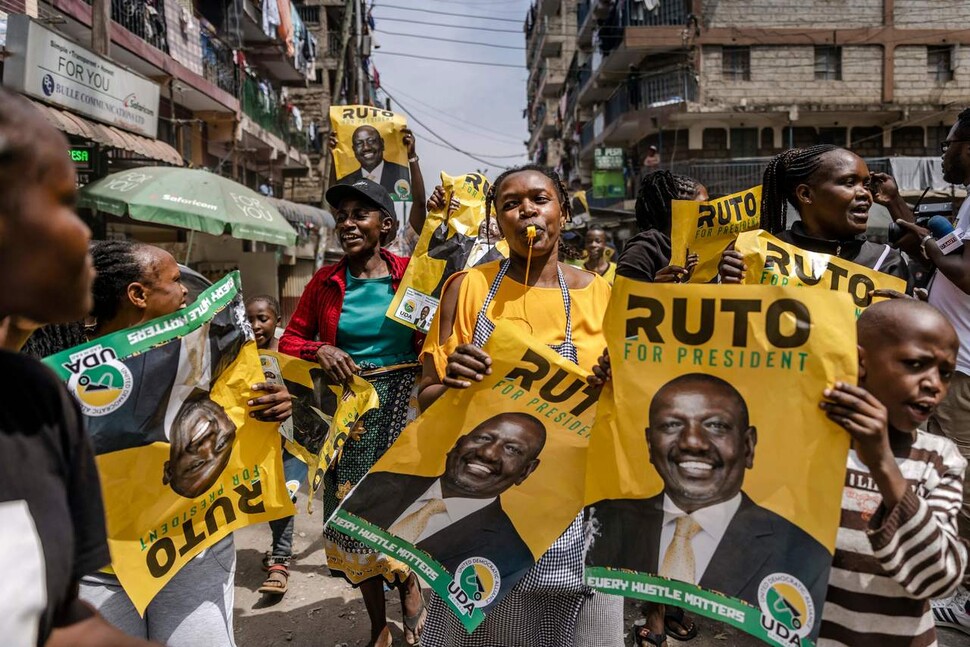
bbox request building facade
[528,0,970,200]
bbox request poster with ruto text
[735,229,907,315]
[44,273,293,613]
[387,171,508,333]
[329,320,597,632]
[585,280,856,647]
[259,350,380,507]
[330,104,412,201]
[670,186,762,283]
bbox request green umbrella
[79,167,297,247]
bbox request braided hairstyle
[90,240,152,325]
[21,322,88,359]
[483,164,581,260]
[955,108,970,138]
[634,170,702,233]
[760,144,840,234]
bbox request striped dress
[819,430,969,646]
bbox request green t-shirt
[336,270,416,368]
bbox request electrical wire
[380,81,527,144]
[375,28,525,50]
[376,86,525,168]
[369,16,524,34]
[375,50,527,69]
[371,3,523,23]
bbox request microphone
[926,215,963,255]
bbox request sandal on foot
[632,624,667,646]
[664,606,698,641]
[258,564,289,595]
[403,583,427,646]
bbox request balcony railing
[604,67,697,126]
[326,30,341,58]
[598,0,689,53]
[240,75,307,151]
[201,28,239,96]
[296,4,319,25]
[83,0,170,53]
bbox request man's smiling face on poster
[646,374,757,514]
[164,395,237,498]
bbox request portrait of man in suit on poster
[339,125,411,198]
[341,412,545,592]
[586,373,831,628]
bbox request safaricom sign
[2,15,160,137]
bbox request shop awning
[30,100,184,167]
[266,198,335,229]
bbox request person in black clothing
[719,145,911,286]
[616,170,708,283]
[0,87,158,646]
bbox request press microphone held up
[924,215,964,255]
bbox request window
[928,46,954,83]
[817,127,847,146]
[730,128,758,157]
[814,46,842,80]
[722,46,751,81]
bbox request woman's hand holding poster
[330,105,412,201]
[259,350,380,506]
[43,272,293,613]
[328,320,597,632]
[584,279,857,647]
[387,171,507,332]
[735,229,906,314]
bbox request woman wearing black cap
[279,178,426,647]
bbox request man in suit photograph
[586,373,831,622]
[341,412,545,596]
[338,125,410,197]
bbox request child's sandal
[258,563,289,595]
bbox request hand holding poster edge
[326,320,596,633]
[583,279,857,645]
[669,186,762,284]
[43,271,295,613]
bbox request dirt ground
[232,492,970,647]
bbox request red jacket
[279,249,419,361]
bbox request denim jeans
[268,449,307,560]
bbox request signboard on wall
[594,147,624,170]
[592,169,625,199]
[3,15,160,137]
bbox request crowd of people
[5,79,970,647]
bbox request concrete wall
[893,45,970,106]
[895,0,969,28]
[699,45,883,109]
[701,0,882,29]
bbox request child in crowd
[819,299,968,646]
[246,295,307,597]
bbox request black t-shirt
[616,229,672,281]
[0,350,110,645]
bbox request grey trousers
[80,534,236,647]
[574,592,625,647]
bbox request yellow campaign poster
[43,273,293,613]
[329,321,597,632]
[670,185,762,283]
[736,229,906,314]
[585,280,856,647]
[330,104,412,201]
[259,350,380,507]
[387,171,508,333]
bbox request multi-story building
[532,0,970,203]
[0,0,332,307]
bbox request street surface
[233,490,970,646]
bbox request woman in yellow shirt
[417,165,616,646]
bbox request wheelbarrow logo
[757,573,815,645]
[63,344,134,417]
[454,557,501,610]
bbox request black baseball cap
[326,178,395,216]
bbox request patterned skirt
[322,363,419,586]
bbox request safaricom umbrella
[79,167,298,247]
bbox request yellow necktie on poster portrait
[388,498,448,544]
[659,515,702,584]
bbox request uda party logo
[450,557,500,613]
[757,573,815,646]
[63,345,134,416]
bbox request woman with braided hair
[417,164,616,646]
[719,145,910,284]
[616,170,709,282]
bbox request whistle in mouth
[526,225,537,241]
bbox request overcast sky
[369,0,533,194]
